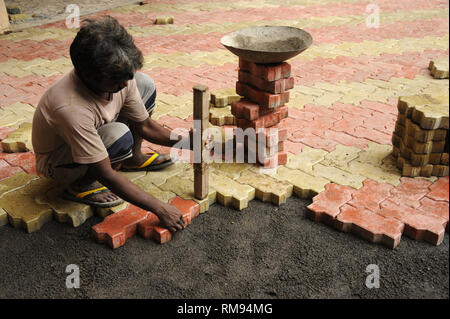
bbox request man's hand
[156,203,187,233]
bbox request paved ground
[0,196,448,299]
[0,0,449,299]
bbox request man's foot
[121,152,175,171]
[62,181,124,208]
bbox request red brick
[306,183,355,225]
[427,177,449,202]
[257,151,288,168]
[236,82,289,109]
[376,200,445,246]
[92,205,150,249]
[336,204,404,249]
[388,177,433,209]
[238,70,294,93]
[418,196,449,231]
[170,196,200,219]
[231,99,274,121]
[0,160,23,181]
[236,110,281,130]
[283,141,306,154]
[348,179,394,212]
[2,152,37,175]
[239,59,291,81]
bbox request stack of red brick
[231,59,292,168]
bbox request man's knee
[135,71,156,114]
[97,122,134,164]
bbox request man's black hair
[70,15,144,83]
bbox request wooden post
[193,84,209,200]
[0,0,11,34]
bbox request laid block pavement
[0,0,448,249]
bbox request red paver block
[427,176,449,202]
[1,152,37,175]
[418,196,449,232]
[231,99,274,121]
[306,183,355,226]
[236,82,290,109]
[92,205,150,249]
[388,177,433,209]
[137,197,200,244]
[238,70,295,94]
[235,126,288,147]
[335,204,404,249]
[377,200,445,246]
[0,159,23,181]
[239,59,291,82]
[257,151,288,168]
[236,107,288,130]
[348,179,394,212]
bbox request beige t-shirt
[32,69,149,174]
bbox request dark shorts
[45,72,156,185]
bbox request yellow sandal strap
[76,186,107,199]
[138,153,159,169]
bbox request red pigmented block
[239,59,291,81]
[236,82,290,109]
[92,205,150,249]
[257,151,288,168]
[236,111,281,130]
[238,70,294,94]
[231,99,275,121]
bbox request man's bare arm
[88,157,186,232]
[131,117,190,148]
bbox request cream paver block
[210,162,252,180]
[274,166,330,199]
[35,186,94,227]
[312,163,366,189]
[134,179,176,204]
[356,142,393,167]
[96,202,129,219]
[345,160,401,186]
[159,175,216,213]
[1,122,33,152]
[0,208,7,226]
[210,88,241,107]
[138,162,191,187]
[209,172,255,210]
[403,118,447,143]
[321,145,361,169]
[286,147,328,174]
[396,156,448,178]
[0,171,38,198]
[119,171,147,182]
[0,177,55,233]
[236,170,293,205]
[429,59,449,79]
[209,105,236,126]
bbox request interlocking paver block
[134,178,176,203]
[335,204,404,249]
[236,170,292,205]
[388,177,432,209]
[210,88,241,107]
[285,146,328,174]
[306,183,355,225]
[239,59,291,82]
[377,200,445,245]
[92,204,149,249]
[401,118,447,143]
[209,105,236,126]
[429,59,449,79]
[346,160,401,186]
[155,16,174,25]
[238,70,294,94]
[210,172,255,210]
[96,201,129,219]
[236,82,289,109]
[275,166,329,199]
[1,122,33,152]
[0,160,23,181]
[348,179,394,212]
[418,196,449,231]
[231,99,275,121]
[313,163,365,189]
[321,145,361,169]
[236,107,284,130]
[0,208,7,226]
[210,162,252,180]
[0,177,54,233]
[427,176,449,202]
[355,142,393,167]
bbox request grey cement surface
[0,196,448,299]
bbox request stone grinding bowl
[220,26,313,64]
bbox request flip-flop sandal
[121,152,176,172]
[61,186,124,208]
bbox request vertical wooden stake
[193,84,209,200]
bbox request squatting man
[32,16,203,233]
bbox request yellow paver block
[137,162,192,187]
[288,92,316,110]
[392,144,442,167]
[0,177,55,233]
[0,208,7,226]
[0,103,35,128]
[313,92,343,107]
[155,16,174,25]
[274,166,330,199]
[429,59,449,79]
[395,156,445,178]
[159,175,216,213]
[119,171,147,182]
[320,145,361,169]
[286,147,328,174]
[1,122,33,152]
[312,163,365,189]
[210,88,241,107]
[168,103,194,120]
[397,94,449,128]
[397,118,448,143]
[355,142,393,167]
[236,170,293,205]
[96,202,130,219]
[0,171,38,197]
[134,178,177,204]
[393,132,446,155]
[209,172,255,210]
[345,160,401,186]
[210,162,253,180]
[209,105,236,126]
[35,186,94,227]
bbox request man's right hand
[156,203,187,233]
